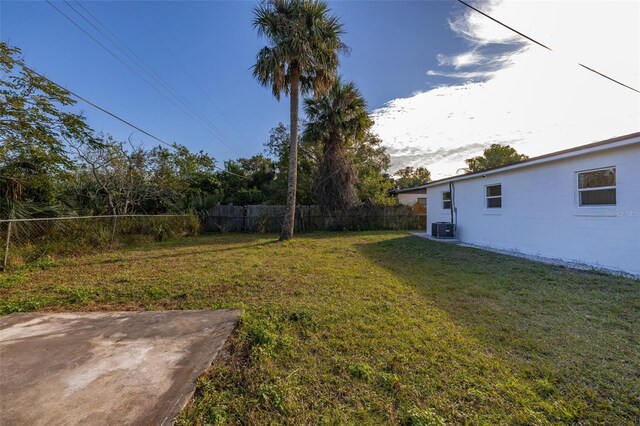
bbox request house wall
[426,143,640,275]
[398,191,427,206]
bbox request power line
[125,0,255,147]
[457,0,640,94]
[45,1,152,86]
[70,0,248,157]
[46,0,247,157]
[55,0,246,157]
[21,61,172,147]
[19,61,247,179]
[44,0,209,142]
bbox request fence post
[242,206,247,232]
[2,220,12,270]
[110,215,118,249]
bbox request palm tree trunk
[280,65,300,241]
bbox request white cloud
[448,10,514,45]
[426,69,495,80]
[437,51,483,69]
[373,0,640,179]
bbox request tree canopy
[252,0,346,101]
[263,123,316,205]
[1,36,396,220]
[352,132,394,206]
[465,144,528,173]
[394,166,431,189]
[0,42,92,205]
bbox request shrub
[1,213,201,269]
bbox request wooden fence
[206,205,425,233]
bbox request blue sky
[2,1,638,177]
[1,0,468,162]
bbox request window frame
[417,197,427,206]
[576,167,616,207]
[442,191,451,210]
[485,184,502,209]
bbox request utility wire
[70,0,248,157]
[457,0,640,94]
[19,61,247,179]
[45,1,154,90]
[57,0,245,157]
[21,61,172,147]
[45,0,213,144]
[125,1,255,147]
[46,0,247,157]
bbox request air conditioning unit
[431,222,455,239]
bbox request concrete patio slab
[0,309,241,426]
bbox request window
[442,192,451,209]
[577,167,616,206]
[486,184,502,208]
[417,197,427,206]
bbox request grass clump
[0,297,44,315]
[349,361,374,380]
[403,407,446,426]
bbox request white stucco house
[418,132,640,276]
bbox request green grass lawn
[1,232,638,424]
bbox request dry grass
[1,232,638,424]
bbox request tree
[303,79,371,210]
[0,42,91,209]
[148,143,221,213]
[352,132,395,205]
[69,135,152,215]
[394,166,431,189]
[237,155,276,192]
[262,124,392,206]
[264,123,316,205]
[252,0,346,240]
[218,155,277,205]
[69,136,222,215]
[465,144,528,173]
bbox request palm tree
[303,79,372,210]
[252,0,346,241]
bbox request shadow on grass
[57,234,281,269]
[58,231,402,269]
[356,235,640,421]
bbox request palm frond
[252,0,346,100]
[303,78,371,150]
[252,47,288,100]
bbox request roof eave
[423,131,640,188]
